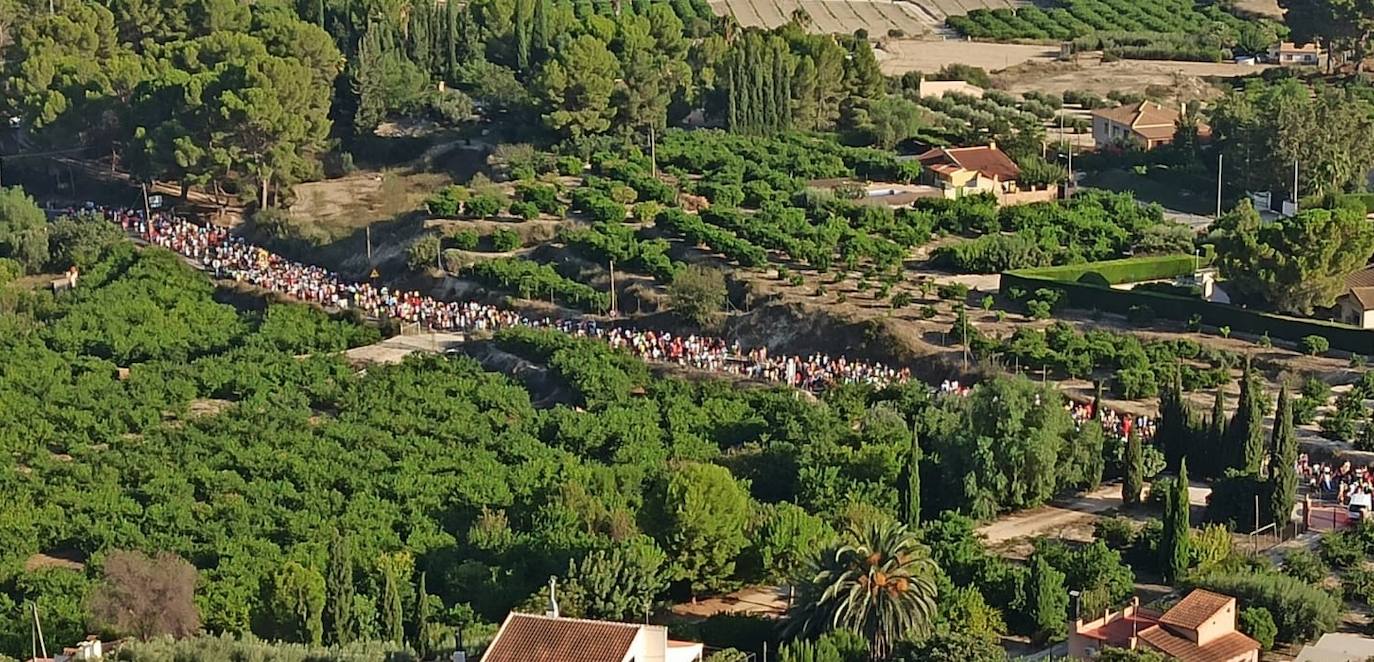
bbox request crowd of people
[1067,400,1157,442]
[108,209,909,390]
[96,208,1157,425]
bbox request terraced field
[708,0,1024,35]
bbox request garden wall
[1003,271,1374,354]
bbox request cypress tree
[415,572,432,659]
[1078,419,1106,491]
[1123,426,1143,505]
[1268,386,1298,530]
[514,0,532,72]
[1162,459,1191,582]
[1208,385,1226,478]
[383,567,404,644]
[1026,553,1068,644]
[1158,368,1191,470]
[532,0,551,63]
[1230,363,1266,474]
[326,529,355,645]
[903,423,921,527]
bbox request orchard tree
[0,186,49,272]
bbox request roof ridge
[508,612,652,629]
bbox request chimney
[547,576,560,618]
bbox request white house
[1270,41,1323,66]
[1339,267,1374,329]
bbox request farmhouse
[1091,101,1182,150]
[913,143,1056,205]
[1068,590,1260,662]
[1270,41,1323,66]
[1339,266,1374,329]
[483,612,704,662]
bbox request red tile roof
[1092,101,1180,129]
[1139,625,1261,662]
[483,613,643,662]
[916,145,1020,181]
[1159,589,1233,630]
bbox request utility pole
[1292,160,1299,214]
[608,259,617,317]
[649,125,658,177]
[366,224,373,263]
[141,182,151,220]
[31,603,48,661]
[1215,152,1223,219]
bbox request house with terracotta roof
[913,143,1057,205]
[1091,101,1184,151]
[1270,41,1323,66]
[482,612,704,662]
[1338,267,1374,329]
[1068,589,1260,661]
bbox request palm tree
[784,521,939,660]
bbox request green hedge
[1013,253,1208,285]
[1001,271,1374,354]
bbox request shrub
[1345,567,1374,605]
[509,201,540,220]
[937,282,971,300]
[1319,527,1367,569]
[632,201,662,223]
[451,230,479,250]
[0,257,20,286]
[406,234,441,270]
[1301,335,1330,356]
[1186,569,1340,643]
[556,156,584,176]
[1280,548,1328,584]
[490,229,522,252]
[466,193,505,217]
[516,182,561,213]
[1238,607,1277,650]
[669,264,728,325]
[425,185,468,217]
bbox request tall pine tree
[1268,386,1298,530]
[1162,459,1191,582]
[326,529,355,645]
[903,423,921,527]
[1229,362,1266,474]
[1123,426,1143,505]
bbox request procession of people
[98,206,1151,431]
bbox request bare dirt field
[1232,0,1282,17]
[709,0,942,35]
[876,38,1060,74]
[289,171,452,243]
[998,55,1273,99]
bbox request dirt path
[977,482,1212,552]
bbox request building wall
[1193,600,1236,645]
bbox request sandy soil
[877,38,1061,74]
[977,483,1211,554]
[999,56,1270,100]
